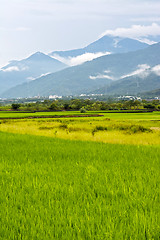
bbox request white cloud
[152,65,160,76]
[27,76,36,81]
[52,52,111,66]
[101,23,160,40]
[104,70,111,74]
[120,64,160,79]
[39,72,51,78]
[120,64,151,79]
[20,66,29,71]
[27,72,51,81]
[1,66,20,72]
[89,64,160,81]
[89,73,114,80]
[137,38,157,45]
[0,65,29,72]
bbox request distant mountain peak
[26,52,52,61]
[0,51,67,96]
[49,35,149,65]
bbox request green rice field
[0,111,160,239]
[0,111,95,119]
[0,110,160,120]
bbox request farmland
[0,111,160,145]
[0,111,160,239]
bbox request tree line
[1,99,160,111]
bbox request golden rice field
[0,111,160,145]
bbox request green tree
[11,103,21,110]
[49,102,58,111]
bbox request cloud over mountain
[152,65,160,76]
[101,23,160,44]
[53,52,111,66]
[120,64,151,79]
[120,64,160,79]
[1,66,29,72]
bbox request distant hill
[140,88,160,98]
[1,42,160,99]
[1,68,112,98]
[0,52,67,95]
[91,73,160,96]
[49,36,148,59]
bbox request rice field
[0,111,160,145]
[0,132,160,239]
[0,111,160,239]
[0,110,99,119]
[0,110,160,120]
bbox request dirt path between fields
[0,114,104,120]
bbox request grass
[0,132,160,239]
[0,111,100,119]
[0,112,160,145]
[0,110,160,120]
[0,111,160,238]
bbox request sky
[0,0,160,67]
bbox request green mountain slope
[140,88,160,98]
[91,73,160,95]
[1,43,160,98]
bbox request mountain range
[0,35,160,99]
[1,42,160,98]
[49,35,148,60]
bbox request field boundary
[0,114,104,120]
